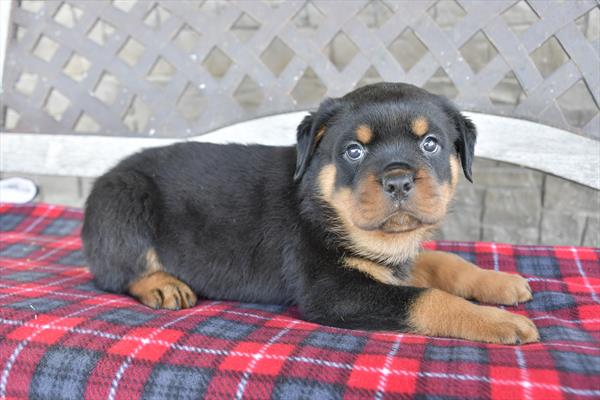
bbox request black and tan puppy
[82,82,539,344]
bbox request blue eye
[345,143,365,161]
[422,136,439,153]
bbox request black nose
[382,173,415,198]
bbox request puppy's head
[295,82,476,263]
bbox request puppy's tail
[82,170,161,293]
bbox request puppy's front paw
[471,270,532,305]
[410,289,539,345]
[474,306,539,344]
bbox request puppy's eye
[345,142,365,161]
[421,136,439,153]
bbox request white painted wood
[0,0,11,87]
[1,112,598,189]
[471,113,600,190]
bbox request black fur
[82,82,476,331]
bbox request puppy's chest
[343,256,412,286]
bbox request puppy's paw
[129,271,197,310]
[471,270,532,306]
[410,289,539,345]
[143,282,197,310]
[474,306,539,345]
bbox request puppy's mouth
[355,210,436,233]
[380,212,424,233]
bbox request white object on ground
[0,177,38,204]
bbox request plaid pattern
[0,203,599,400]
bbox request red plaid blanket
[0,203,598,399]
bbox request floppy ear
[293,98,343,182]
[454,113,477,182]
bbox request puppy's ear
[454,113,477,183]
[294,98,343,182]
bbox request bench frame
[1,111,599,190]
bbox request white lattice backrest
[0,0,598,189]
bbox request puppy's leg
[302,276,538,344]
[408,289,539,344]
[129,270,197,310]
[82,170,197,310]
[409,251,532,305]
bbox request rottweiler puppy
[82,82,539,344]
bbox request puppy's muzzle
[382,166,415,201]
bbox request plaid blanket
[0,203,598,400]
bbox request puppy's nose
[382,173,415,198]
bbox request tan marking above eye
[411,117,429,137]
[356,125,373,144]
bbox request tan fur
[410,169,447,220]
[318,164,430,264]
[400,167,451,224]
[409,289,539,344]
[442,154,460,203]
[145,248,163,274]
[399,155,460,222]
[344,257,405,286]
[129,271,197,310]
[418,155,460,220]
[356,125,373,143]
[315,127,326,144]
[353,173,389,228]
[411,117,429,137]
[449,155,459,187]
[410,251,533,305]
[316,153,459,265]
[353,171,422,232]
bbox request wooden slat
[2,112,598,189]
